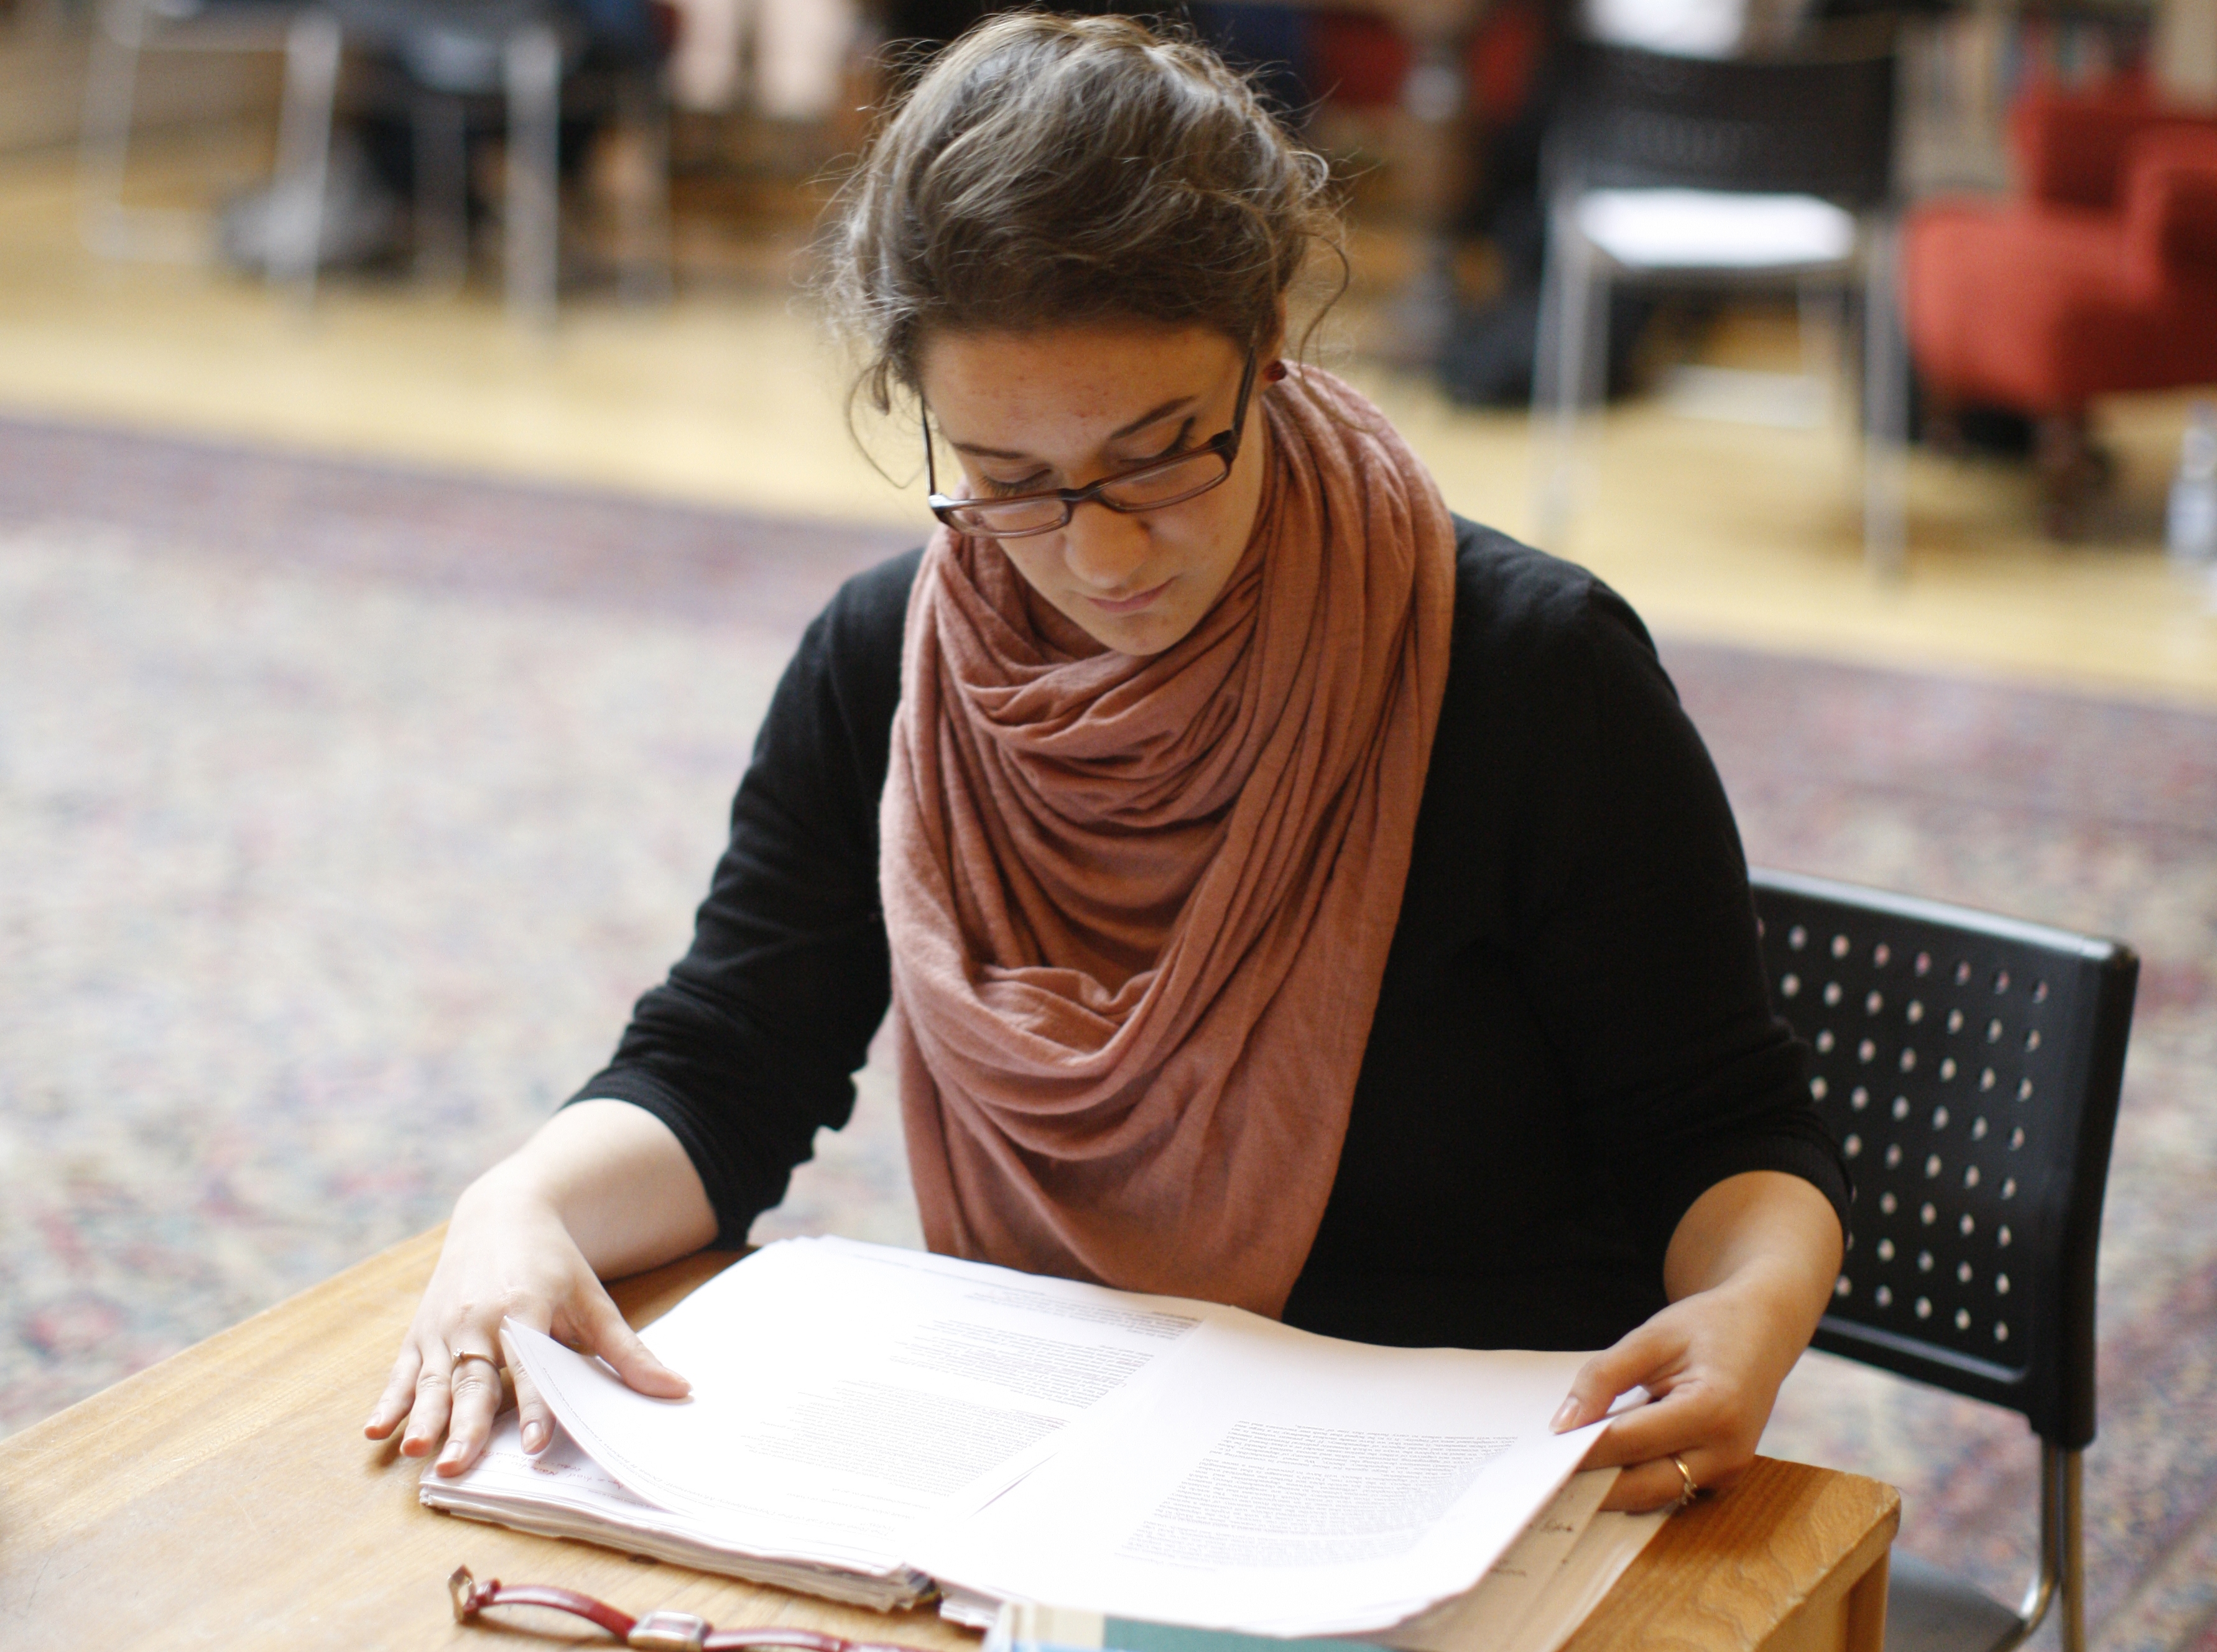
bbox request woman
[367,12,1848,1518]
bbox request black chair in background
[1751,868,2137,1652]
[1534,35,1908,575]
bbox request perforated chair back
[1750,869,2136,1451]
[1553,39,1898,210]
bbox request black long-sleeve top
[571,519,1850,1352]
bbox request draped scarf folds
[879,365,1456,1317]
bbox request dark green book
[990,1602,1394,1652]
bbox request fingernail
[1550,1396,1582,1433]
[522,1421,547,1452]
[438,1441,463,1467]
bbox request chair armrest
[2124,127,2217,285]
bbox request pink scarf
[880,365,1456,1316]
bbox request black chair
[1750,868,2137,1652]
[1533,34,1910,576]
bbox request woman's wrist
[1701,1248,1834,1347]
[451,1156,568,1231]
[458,1100,718,1278]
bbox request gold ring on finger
[1669,1453,1700,1510]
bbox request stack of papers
[419,1418,934,1609]
[422,1239,1668,1643]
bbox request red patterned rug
[2,415,2211,1650]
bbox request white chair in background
[1532,35,1910,578]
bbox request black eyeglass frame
[923,349,1261,539]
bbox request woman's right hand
[363,1099,718,1476]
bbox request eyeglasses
[925,350,1259,540]
[449,1566,940,1652]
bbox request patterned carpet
[2,415,2213,1650]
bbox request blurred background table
[0,1227,1897,1652]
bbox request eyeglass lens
[940,450,1232,537]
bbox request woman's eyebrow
[950,394,1198,460]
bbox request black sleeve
[567,550,921,1247]
[1496,554,1852,1258]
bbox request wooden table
[0,1230,1899,1651]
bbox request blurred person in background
[222,0,668,275]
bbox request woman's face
[917,323,1270,657]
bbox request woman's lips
[1086,579,1172,615]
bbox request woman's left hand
[1548,1171,1845,1513]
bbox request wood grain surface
[1562,1457,1899,1652]
[0,1229,1897,1651]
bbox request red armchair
[1905,86,2217,533]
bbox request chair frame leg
[612,73,674,307]
[1990,1442,2080,1652]
[1379,30,1468,368]
[1533,192,1608,553]
[1797,274,1844,412]
[1861,211,1909,581]
[2048,1442,2084,1652]
[412,89,470,293]
[2034,410,2117,541]
[504,21,563,332]
[78,0,144,257]
[267,8,341,303]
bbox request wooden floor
[6,132,2216,704]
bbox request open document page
[496,1238,1234,1577]
[1373,1467,1615,1652]
[1379,1479,1669,1652]
[1478,1508,1671,1652]
[466,1237,1619,1638]
[981,1475,1665,1652]
[906,1311,1603,1636]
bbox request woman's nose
[1059,503,1154,591]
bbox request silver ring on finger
[1669,1453,1700,1510]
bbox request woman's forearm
[1662,1169,1843,1326]
[463,1097,720,1280]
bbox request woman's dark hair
[823,11,1343,414]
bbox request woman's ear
[1256,303,1290,383]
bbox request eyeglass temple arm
[451,1567,636,1639]
[450,1566,944,1652]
